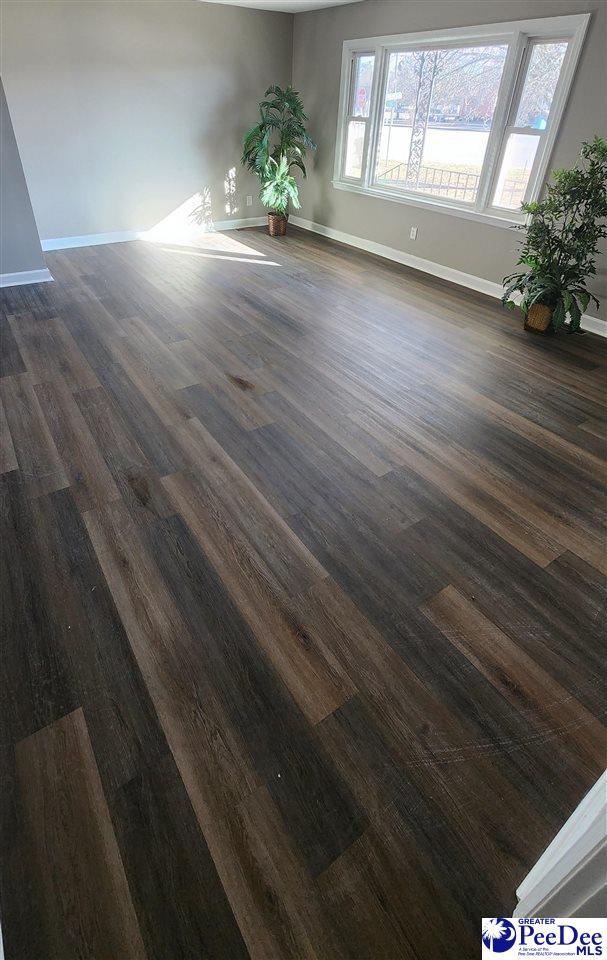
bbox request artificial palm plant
[502,136,607,334]
[242,85,315,235]
[259,156,301,216]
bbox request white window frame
[339,51,377,181]
[333,14,590,229]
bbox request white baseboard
[0,267,54,288]
[212,216,267,231]
[290,216,606,338]
[41,230,139,251]
[290,215,504,299]
[41,217,267,252]
[578,314,607,337]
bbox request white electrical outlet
[410,226,418,240]
[246,195,253,207]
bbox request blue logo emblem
[482,918,517,952]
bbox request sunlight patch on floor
[139,190,264,258]
[159,246,279,265]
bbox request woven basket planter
[268,213,287,237]
[524,303,554,334]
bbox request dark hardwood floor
[1,225,606,959]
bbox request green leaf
[502,278,523,301]
[551,301,566,330]
[289,156,307,178]
[577,290,590,312]
[243,84,315,203]
[568,298,582,332]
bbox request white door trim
[514,770,607,918]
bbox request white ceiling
[199,0,362,13]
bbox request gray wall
[0,78,45,276]
[293,0,607,316]
[1,0,293,241]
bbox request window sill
[332,180,524,230]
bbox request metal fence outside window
[377,161,525,208]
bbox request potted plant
[502,136,607,334]
[259,155,301,236]
[242,85,315,236]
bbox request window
[333,15,590,225]
[375,44,508,204]
[492,40,568,210]
[343,53,376,177]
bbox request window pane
[375,45,508,203]
[344,120,366,178]
[351,54,375,117]
[375,51,417,182]
[515,42,568,129]
[493,133,540,208]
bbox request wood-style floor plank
[33,378,120,511]
[75,383,177,528]
[28,487,167,790]
[0,374,69,498]
[1,227,606,959]
[0,314,27,378]
[8,314,100,391]
[83,497,356,957]
[421,584,605,773]
[15,708,146,960]
[110,751,250,960]
[1,471,77,742]
[0,397,17,474]
[161,470,353,724]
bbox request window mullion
[476,31,526,212]
[362,45,385,189]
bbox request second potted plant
[502,136,607,334]
[242,85,315,236]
